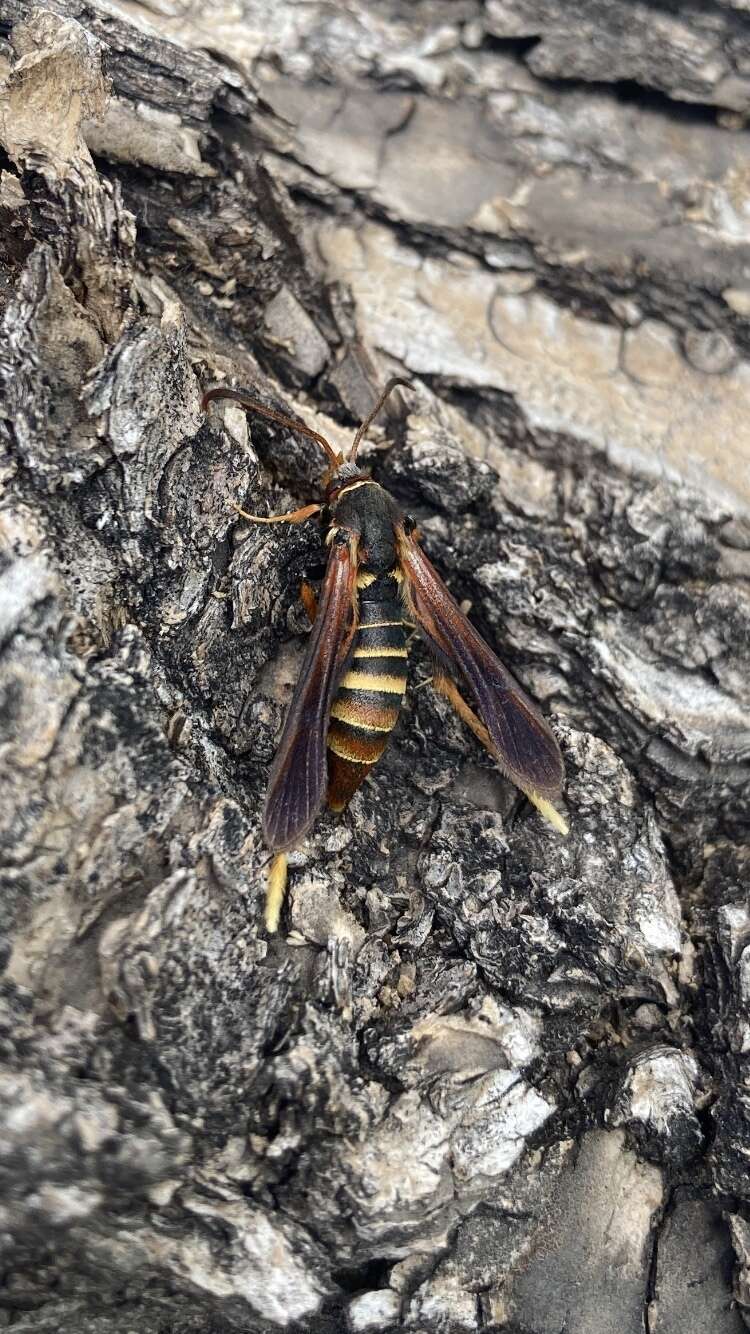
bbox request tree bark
[1,2,749,1332]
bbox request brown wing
[397,526,564,801]
[263,534,358,851]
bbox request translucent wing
[397,526,564,804]
[263,535,358,851]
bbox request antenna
[202,387,343,468]
[203,377,413,470]
[349,377,412,461]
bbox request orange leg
[432,673,494,752]
[232,501,321,525]
[300,580,318,624]
[431,674,568,836]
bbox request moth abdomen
[326,579,407,812]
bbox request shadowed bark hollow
[0,2,749,1332]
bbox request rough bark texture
[0,2,749,1332]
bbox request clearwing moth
[203,381,567,931]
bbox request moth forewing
[396,523,567,832]
[262,532,359,853]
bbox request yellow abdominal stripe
[340,671,406,693]
[330,700,394,731]
[353,647,408,658]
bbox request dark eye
[403,515,416,535]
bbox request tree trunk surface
[1,2,749,1331]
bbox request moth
[204,379,567,931]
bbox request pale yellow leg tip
[265,853,288,933]
[526,792,569,837]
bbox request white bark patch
[0,11,108,172]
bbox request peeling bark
[0,3,749,1332]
